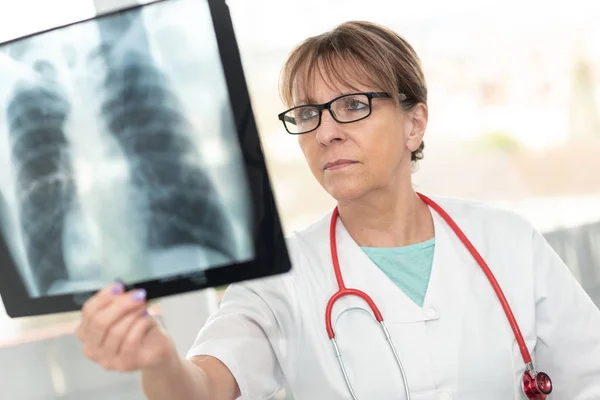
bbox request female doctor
[75,20,600,400]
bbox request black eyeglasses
[278,92,407,135]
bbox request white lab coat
[187,196,600,400]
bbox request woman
[76,21,600,399]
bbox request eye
[341,96,368,112]
[296,107,318,122]
[347,99,367,110]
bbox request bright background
[0,1,598,398]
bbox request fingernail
[130,289,146,302]
[112,281,124,294]
[142,309,149,316]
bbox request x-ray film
[0,0,290,317]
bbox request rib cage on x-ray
[2,8,238,295]
[5,74,75,295]
[98,11,235,260]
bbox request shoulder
[284,211,332,262]
[427,194,537,239]
[229,211,333,296]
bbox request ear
[405,103,428,152]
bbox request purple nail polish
[112,282,124,294]
[130,289,147,302]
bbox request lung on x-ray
[0,0,255,298]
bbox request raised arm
[76,282,240,400]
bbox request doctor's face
[294,71,426,202]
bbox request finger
[102,306,147,360]
[118,312,157,371]
[119,314,158,366]
[80,281,125,334]
[87,288,147,350]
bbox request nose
[315,109,345,146]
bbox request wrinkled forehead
[291,55,381,106]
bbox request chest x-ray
[0,0,254,298]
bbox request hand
[75,281,178,372]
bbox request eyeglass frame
[277,91,408,135]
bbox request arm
[141,354,239,400]
[77,248,300,400]
[142,272,300,400]
[76,283,240,400]
[185,274,302,399]
[532,229,600,399]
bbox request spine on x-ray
[5,63,75,295]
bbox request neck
[336,184,434,248]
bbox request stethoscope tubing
[325,192,550,399]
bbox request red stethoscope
[325,192,553,400]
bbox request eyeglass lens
[283,94,371,134]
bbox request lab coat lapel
[323,209,450,399]
[331,216,428,324]
[325,217,418,399]
[418,201,523,398]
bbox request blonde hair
[279,20,427,162]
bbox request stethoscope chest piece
[522,365,552,400]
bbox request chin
[324,179,371,203]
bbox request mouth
[323,159,358,171]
